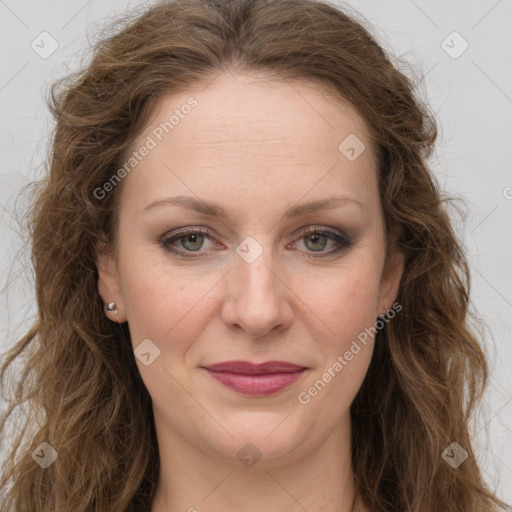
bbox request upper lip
[202,360,307,375]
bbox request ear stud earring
[104,301,118,315]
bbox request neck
[150,411,369,512]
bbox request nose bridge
[235,234,278,303]
[240,251,275,294]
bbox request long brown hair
[1,0,510,510]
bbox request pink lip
[204,360,306,374]
[202,360,308,396]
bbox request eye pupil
[305,233,327,251]
[182,233,204,251]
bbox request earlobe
[377,250,405,316]
[95,237,126,322]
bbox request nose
[221,246,293,338]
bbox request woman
[1,0,509,511]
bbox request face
[96,71,403,466]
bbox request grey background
[1,0,511,505]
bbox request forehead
[121,71,378,216]
[136,71,372,154]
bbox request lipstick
[202,360,307,396]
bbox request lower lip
[204,369,307,396]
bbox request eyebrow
[143,195,363,219]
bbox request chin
[201,415,310,466]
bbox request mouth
[201,360,308,396]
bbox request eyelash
[159,226,354,259]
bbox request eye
[159,227,218,258]
[159,226,354,259]
[290,227,354,257]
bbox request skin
[96,71,404,512]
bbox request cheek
[117,251,211,352]
[298,262,382,344]
[118,257,217,401]
[296,271,379,418]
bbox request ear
[95,235,127,322]
[377,249,405,317]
